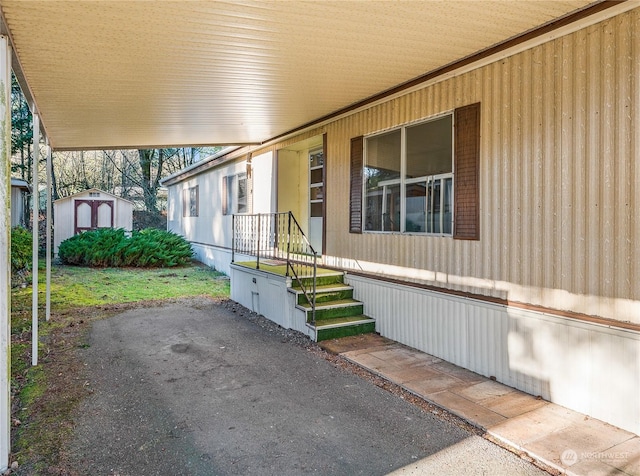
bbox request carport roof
[0,1,625,151]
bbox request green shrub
[58,228,127,267]
[124,228,193,267]
[11,227,32,273]
[58,228,193,268]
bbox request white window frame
[183,185,199,217]
[309,146,324,218]
[224,172,247,215]
[363,113,454,235]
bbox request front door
[74,199,114,234]
[277,134,326,255]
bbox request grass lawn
[12,262,229,313]
[10,261,230,474]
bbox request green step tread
[304,303,364,321]
[311,315,375,328]
[297,298,362,310]
[291,278,344,289]
[290,283,352,293]
[296,286,354,305]
[315,321,376,341]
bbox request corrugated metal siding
[348,274,640,434]
[321,9,639,323]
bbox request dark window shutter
[222,176,229,215]
[349,136,364,234]
[454,103,480,240]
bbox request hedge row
[58,228,193,268]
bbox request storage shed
[54,189,133,254]
[10,178,30,228]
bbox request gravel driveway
[67,298,547,476]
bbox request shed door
[74,199,114,234]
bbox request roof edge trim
[51,143,259,153]
[53,187,134,204]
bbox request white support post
[0,35,12,473]
[31,113,39,366]
[45,141,51,321]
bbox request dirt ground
[10,300,153,475]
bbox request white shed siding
[54,198,74,253]
[323,9,640,324]
[53,190,133,254]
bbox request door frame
[275,133,327,255]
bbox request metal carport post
[0,34,12,472]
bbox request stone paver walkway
[320,334,640,476]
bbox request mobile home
[164,7,640,435]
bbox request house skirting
[229,264,313,339]
[345,273,640,436]
[190,242,233,275]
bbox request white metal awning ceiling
[0,0,615,151]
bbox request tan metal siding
[319,9,640,322]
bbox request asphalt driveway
[67,298,546,475]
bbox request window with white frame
[364,114,453,234]
[183,186,199,217]
[223,172,247,215]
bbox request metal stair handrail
[232,212,317,323]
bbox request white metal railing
[232,212,317,323]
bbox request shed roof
[10,177,29,189]
[0,1,632,151]
[53,188,134,205]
